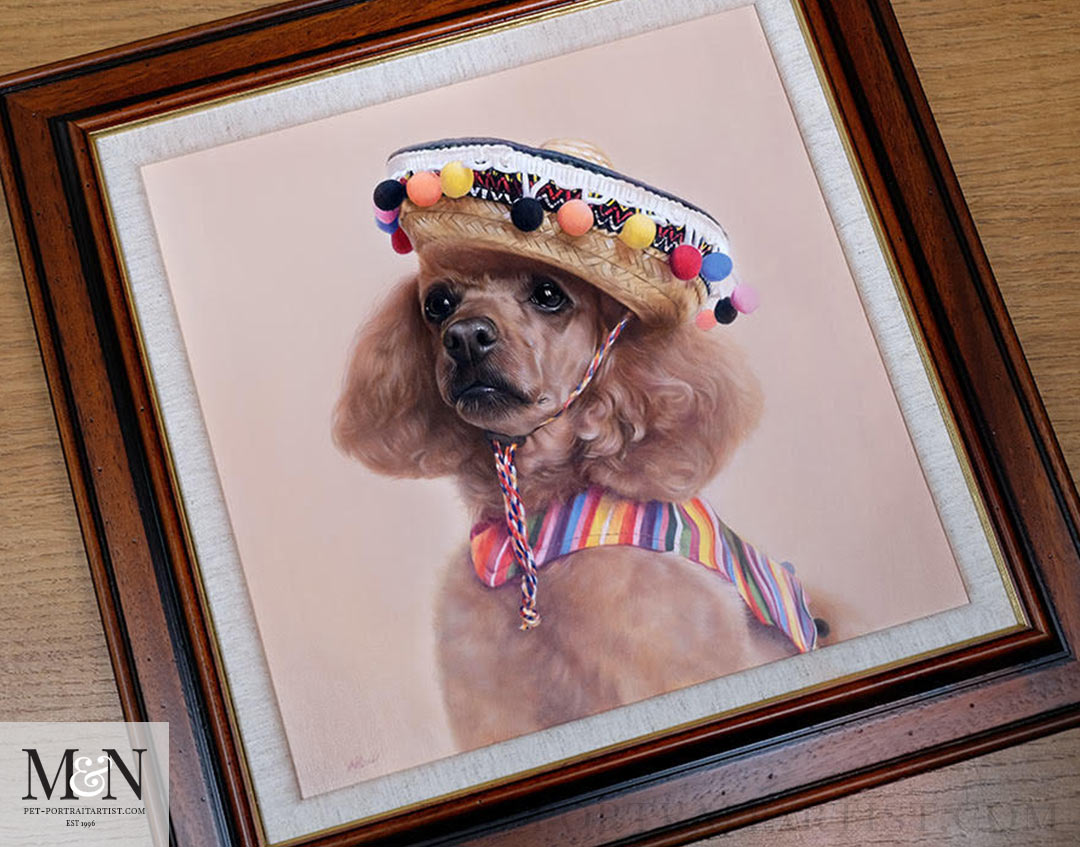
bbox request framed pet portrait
[2,0,1078,844]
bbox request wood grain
[0,0,1077,844]
[893,0,1080,481]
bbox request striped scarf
[470,486,818,653]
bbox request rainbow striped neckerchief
[470,486,818,653]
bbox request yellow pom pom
[440,161,474,198]
[619,213,656,250]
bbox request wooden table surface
[1,0,1077,843]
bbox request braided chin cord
[490,314,631,630]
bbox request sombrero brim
[399,197,703,326]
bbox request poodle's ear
[574,321,762,501]
[332,277,477,478]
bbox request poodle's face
[333,244,762,509]
[416,248,617,436]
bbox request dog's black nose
[443,317,498,364]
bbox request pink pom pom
[390,227,413,255]
[374,205,399,224]
[731,283,759,314]
[669,244,703,280]
[694,308,718,331]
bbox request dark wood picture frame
[1,0,1078,844]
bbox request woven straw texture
[399,196,706,325]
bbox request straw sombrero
[372,137,757,329]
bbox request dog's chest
[437,544,793,749]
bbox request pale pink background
[143,7,968,799]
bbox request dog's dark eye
[423,286,458,324]
[529,277,569,313]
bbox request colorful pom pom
[556,199,594,236]
[731,283,759,314]
[374,205,399,224]
[510,197,544,231]
[701,251,733,282]
[390,227,413,254]
[714,297,738,325]
[669,244,703,280]
[406,171,442,207]
[440,161,474,198]
[619,213,656,249]
[375,216,399,234]
[373,179,406,211]
[695,308,719,331]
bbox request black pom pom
[814,617,830,638]
[714,297,738,325]
[510,197,544,232]
[373,179,406,211]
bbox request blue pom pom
[701,251,733,282]
[375,216,399,234]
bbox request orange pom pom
[556,199,594,236]
[406,171,442,207]
[695,309,718,331]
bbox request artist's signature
[346,751,381,772]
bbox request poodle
[334,243,814,751]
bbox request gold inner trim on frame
[88,0,1027,842]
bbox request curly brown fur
[335,246,809,751]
